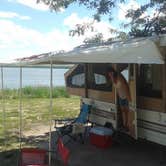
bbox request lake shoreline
[0,67,68,89]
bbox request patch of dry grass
[0,96,80,151]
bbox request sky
[0,0,149,63]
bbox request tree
[125,0,166,37]
[37,0,166,38]
[83,33,104,44]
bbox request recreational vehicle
[19,35,166,146]
[64,36,166,145]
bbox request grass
[0,95,80,151]
[0,86,80,166]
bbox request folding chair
[20,148,48,166]
[54,103,91,144]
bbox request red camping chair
[57,138,70,166]
[20,148,48,166]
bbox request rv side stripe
[91,109,115,120]
[138,126,166,135]
[138,119,166,135]
[137,118,166,127]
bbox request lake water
[0,67,68,89]
[0,67,129,89]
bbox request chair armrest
[54,118,76,128]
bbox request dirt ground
[1,126,166,166]
[52,132,166,166]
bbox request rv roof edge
[0,63,73,68]
[3,35,166,66]
[159,34,166,46]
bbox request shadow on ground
[0,131,166,166]
[0,149,19,166]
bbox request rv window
[71,73,85,87]
[66,64,85,88]
[94,74,107,85]
[121,69,129,82]
[139,64,162,98]
[88,64,112,91]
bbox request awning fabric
[19,37,165,65]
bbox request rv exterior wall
[164,62,166,113]
[137,97,162,112]
[137,109,166,145]
[66,87,85,97]
[88,89,115,103]
[162,54,166,113]
[162,46,166,113]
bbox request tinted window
[139,64,162,98]
[66,64,85,88]
[88,64,112,91]
[72,73,85,87]
[94,73,107,85]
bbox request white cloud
[8,0,49,11]
[0,13,115,63]
[64,13,93,28]
[0,11,31,20]
[0,19,84,63]
[118,0,140,21]
[64,13,115,40]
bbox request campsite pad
[51,131,166,166]
[1,131,166,166]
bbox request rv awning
[19,38,165,66]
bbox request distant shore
[0,86,69,99]
[0,67,68,89]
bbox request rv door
[128,64,137,139]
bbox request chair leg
[79,133,84,144]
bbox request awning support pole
[19,66,23,151]
[84,63,88,98]
[49,60,53,166]
[1,66,6,151]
